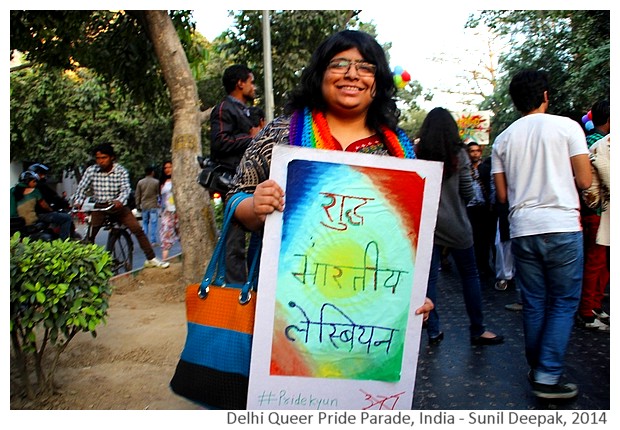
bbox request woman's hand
[253,179,285,223]
[234,180,285,231]
[415,297,434,322]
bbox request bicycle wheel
[107,228,134,275]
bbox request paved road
[412,261,610,410]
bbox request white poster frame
[247,145,443,410]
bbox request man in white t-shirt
[492,70,592,400]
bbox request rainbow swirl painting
[269,159,425,382]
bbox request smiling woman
[228,29,417,230]
[224,29,432,320]
[192,8,482,112]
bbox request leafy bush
[10,233,114,399]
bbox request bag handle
[198,192,261,304]
[199,192,247,293]
[238,236,262,304]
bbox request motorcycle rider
[28,163,79,238]
[28,163,70,211]
[10,170,72,240]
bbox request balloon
[585,120,594,131]
[587,110,593,120]
[582,114,589,124]
[392,66,412,90]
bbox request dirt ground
[10,260,203,410]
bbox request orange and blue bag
[170,192,260,409]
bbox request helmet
[28,163,50,174]
[20,170,40,183]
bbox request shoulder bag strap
[198,192,251,296]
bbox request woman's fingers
[253,180,285,220]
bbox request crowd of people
[10,28,609,405]
[11,148,179,270]
[221,30,609,402]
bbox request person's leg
[87,211,105,243]
[512,235,546,373]
[425,245,442,340]
[514,233,582,385]
[149,209,159,243]
[159,210,178,260]
[141,208,150,241]
[39,211,72,240]
[485,209,498,273]
[451,246,485,337]
[115,206,156,260]
[535,232,583,384]
[579,214,609,319]
[467,205,487,275]
[159,211,170,260]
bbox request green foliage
[469,10,610,140]
[10,233,114,398]
[10,65,173,185]
[11,10,166,105]
[212,198,224,230]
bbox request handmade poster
[454,110,492,146]
[247,145,442,410]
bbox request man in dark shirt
[210,64,260,172]
[210,64,261,284]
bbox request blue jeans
[512,232,583,385]
[426,245,485,339]
[141,208,159,243]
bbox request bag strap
[198,192,261,304]
[239,235,262,304]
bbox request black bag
[197,157,235,195]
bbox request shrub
[10,233,114,399]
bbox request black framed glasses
[327,58,377,77]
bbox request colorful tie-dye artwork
[270,160,425,381]
[247,146,442,410]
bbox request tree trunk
[142,11,218,284]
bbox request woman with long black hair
[415,107,503,346]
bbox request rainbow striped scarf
[289,107,415,159]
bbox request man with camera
[209,64,262,284]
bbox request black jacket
[209,96,254,171]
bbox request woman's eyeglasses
[327,58,377,77]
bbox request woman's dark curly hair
[285,30,400,132]
[415,107,464,178]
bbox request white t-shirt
[491,113,588,238]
